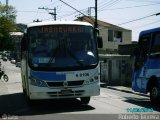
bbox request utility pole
[6,0,9,16]
[38,7,57,21]
[6,0,8,6]
[95,0,98,29]
[88,7,95,17]
[49,7,57,21]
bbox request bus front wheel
[80,97,90,105]
[150,85,160,104]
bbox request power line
[59,0,87,17]
[118,12,160,25]
[58,0,96,25]
[59,0,98,30]
[17,10,46,13]
[99,3,160,11]
[99,0,115,8]
[123,0,160,3]
[132,19,160,29]
[98,0,122,11]
[57,8,87,20]
[57,11,77,19]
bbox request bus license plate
[61,89,72,94]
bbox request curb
[107,86,133,94]
[100,83,149,97]
[107,86,149,97]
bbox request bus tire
[150,85,160,104]
[26,97,37,106]
[23,88,27,96]
[80,97,90,105]
[3,74,9,82]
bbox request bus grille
[47,90,84,97]
[46,80,84,87]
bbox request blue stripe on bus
[31,71,66,81]
[146,59,160,69]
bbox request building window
[150,31,160,59]
[114,31,122,42]
[108,30,122,42]
[108,30,113,42]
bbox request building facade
[10,32,23,61]
[75,16,132,54]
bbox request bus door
[132,33,151,93]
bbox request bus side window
[134,34,150,70]
[21,35,27,59]
[150,32,160,59]
[133,46,141,70]
[21,35,27,51]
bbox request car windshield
[28,25,98,69]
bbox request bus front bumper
[29,83,100,100]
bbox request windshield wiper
[47,38,84,67]
[47,46,60,66]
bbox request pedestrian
[0,62,4,79]
[0,68,4,79]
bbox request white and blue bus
[21,21,102,104]
[132,27,160,103]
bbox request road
[0,60,160,120]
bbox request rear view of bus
[21,21,102,104]
[132,27,160,104]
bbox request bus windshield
[27,25,98,70]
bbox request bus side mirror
[97,36,103,48]
[21,35,27,51]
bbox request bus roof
[27,21,93,28]
[140,27,160,36]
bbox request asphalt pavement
[100,82,149,97]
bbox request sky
[0,0,160,41]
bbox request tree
[16,23,27,32]
[0,3,17,51]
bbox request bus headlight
[94,76,99,81]
[84,76,99,85]
[84,80,90,84]
[30,77,47,87]
[89,78,94,82]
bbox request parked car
[2,56,7,61]
[11,59,16,64]
[16,62,21,67]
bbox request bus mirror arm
[21,35,27,51]
[94,28,103,48]
[97,36,103,48]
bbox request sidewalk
[0,80,8,95]
[100,82,149,97]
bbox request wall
[99,27,132,54]
[100,55,133,86]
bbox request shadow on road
[124,97,160,112]
[0,92,95,116]
[100,83,160,112]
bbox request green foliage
[16,23,27,32]
[0,3,17,51]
